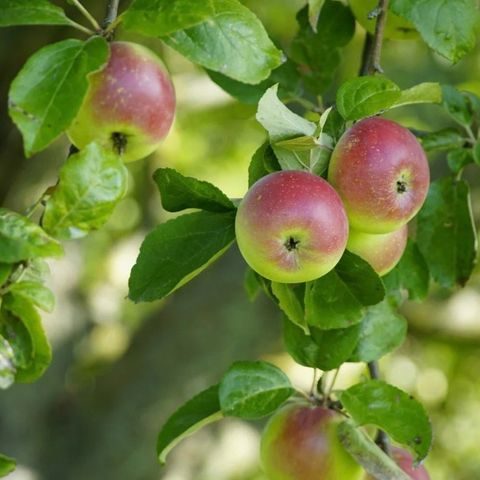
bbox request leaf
[0,453,16,477]
[244,267,261,302]
[335,251,385,307]
[308,0,326,31]
[0,0,72,27]
[283,318,360,371]
[442,85,474,126]
[338,420,411,480]
[42,143,128,240]
[257,85,316,170]
[153,168,235,213]
[248,142,273,187]
[9,37,109,156]
[336,75,401,121]
[219,361,294,419]
[390,0,480,63]
[349,300,407,363]
[420,128,465,152]
[0,335,16,390]
[291,2,355,95]
[2,294,52,383]
[129,211,236,302]
[0,264,12,286]
[340,380,433,462]
[383,240,430,301]
[392,82,442,108]
[271,283,307,333]
[0,208,63,263]
[163,0,283,84]
[122,0,214,37]
[417,177,477,288]
[157,384,222,464]
[447,148,474,174]
[9,282,55,313]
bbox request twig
[70,0,101,31]
[103,0,121,30]
[67,19,95,36]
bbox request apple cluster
[236,116,429,282]
[68,41,176,162]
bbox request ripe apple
[235,171,348,283]
[349,0,419,41]
[261,403,363,480]
[347,225,408,276]
[68,41,175,162]
[365,446,430,479]
[328,117,429,234]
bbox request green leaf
[9,37,109,156]
[291,2,355,95]
[308,0,326,31]
[417,177,477,288]
[2,294,51,383]
[243,267,261,301]
[390,0,480,63]
[0,335,16,390]
[122,0,214,37]
[0,310,31,371]
[349,300,407,363]
[442,85,473,126]
[129,211,236,302]
[257,85,316,170]
[42,143,128,240]
[283,317,360,371]
[248,143,274,187]
[0,264,12,287]
[392,82,442,108]
[340,380,432,462]
[336,75,401,121]
[153,168,235,213]
[0,208,63,263]
[271,283,307,333]
[163,0,283,84]
[219,361,294,419]
[0,453,16,477]
[9,282,55,313]
[420,128,465,152]
[447,148,474,173]
[383,240,430,301]
[335,251,385,307]
[0,0,72,27]
[338,420,411,480]
[157,384,222,465]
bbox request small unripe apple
[349,0,419,41]
[68,41,175,162]
[365,447,430,480]
[347,225,408,276]
[328,117,429,234]
[235,171,348,283]
[261,403,363,480]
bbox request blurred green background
[1,1,480,479]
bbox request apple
[68,41,175,162]
[349,0,419,41]
[365,446,430,480]
[261,402,363,480]
[235,171,348,283]
[347,225,408,276]
[328,117,429,234]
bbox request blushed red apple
[365,446,430,479]
[347,225,408,276]
[328,117,429,234]
[261,403,363,480]
[235,171,348,283]
[68,41,175,162]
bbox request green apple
[349,0,419,41]
[328,117,429,234]
[235,171,349,283]
[68,41,175,162]
[347,225,408,276]
[261,402,363,480]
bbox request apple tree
[1,0,480,478]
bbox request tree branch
[103,0,121,30]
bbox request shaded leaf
[442,85,474,126]
[447,148,474,174]
[420,128,465,152]
[271,283,307,333]
[0,453,16,477]
[243,267,261,302]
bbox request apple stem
[359,0,389,76]
[70,0,101,31]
